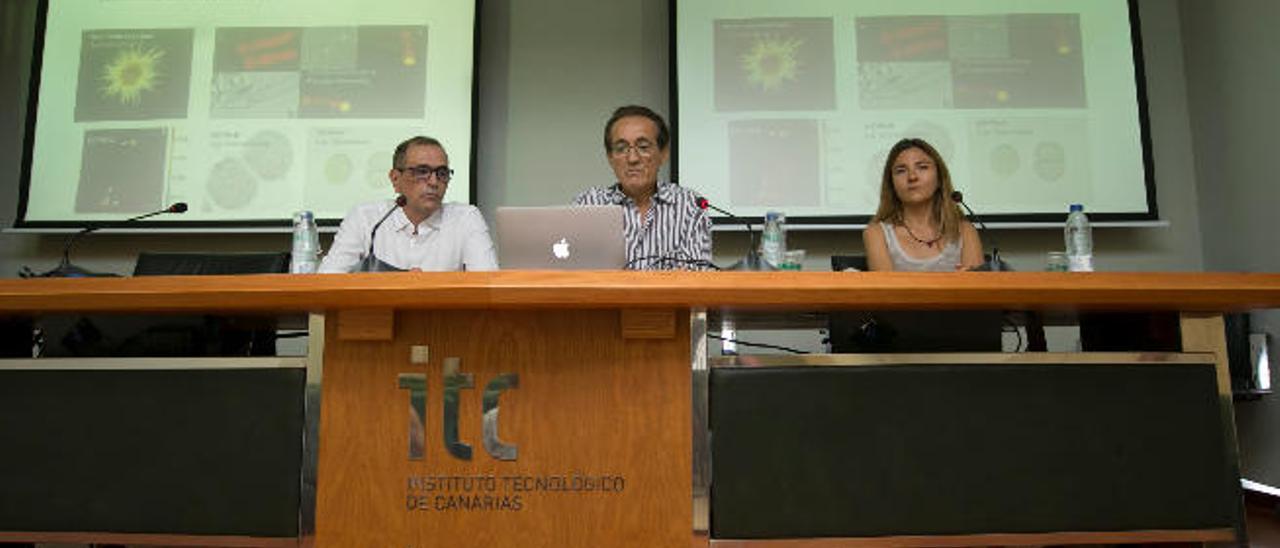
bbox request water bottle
[290,210,320,274]
[1064,204,1093,272]
[759,211,787,267]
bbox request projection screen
[674,0,1155,225]
[18,0,477,227]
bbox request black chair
[133,251,290,276]
[39,252,291,357]
[0,318,33,358]
[826,253,1003,352]
[831,254,868,272]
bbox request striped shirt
[572,180,714,270]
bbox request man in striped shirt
[573,105,714,270]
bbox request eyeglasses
[609,141,656,158]
[397,164,453,183]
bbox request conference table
[1,270,1278,547]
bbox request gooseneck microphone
[39,202,189,277]
[950,191,1008,271]
[356,195,409,273]
[696,197,775,271]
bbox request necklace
[902,223,942,248]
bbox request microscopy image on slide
[75,128,168,213]
[858,62,952,110]
[947,16,1011,60]
[206,157,258,210]
[242,130,294,181]
[211,72,302,118]
[302,27,358,72]
[855,17,952,110]
[211,26,427,119]
[201,128,300,213]
[75,29,194,122]
[715,18,835,112]
[856,16,949,62]
[728,119,822,207]
[323,154,355,186]
[300,26,428,118]
[989,143,1021,179]
[304,128,411,212]
[968,117,1090,207]
[214,28,303,72]
[855,14,1085,110]
[211,28,302,118]
[953,15,1085,108]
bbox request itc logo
[398,355,519,462]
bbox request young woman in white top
[863,138,984,272]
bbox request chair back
[133,252,290,276]
[830,255,868,272]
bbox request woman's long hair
[871,138,965,244]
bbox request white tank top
[881,222,963,272]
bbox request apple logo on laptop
[552,237,571,260]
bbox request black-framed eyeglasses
[397,164,453,183]
[609,140,656,158]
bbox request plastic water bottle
[1064,204,1093,272]
[760,211,787,267]
[290,210,320,274]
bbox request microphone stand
[38,203,188,278]
[698,199,775,271]
[355,195,408,273]
[951,191,1009,272]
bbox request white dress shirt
[319,200,498,273]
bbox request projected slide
[23,0,476,225]
[678,0,1151,221]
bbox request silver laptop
[496,205,626,270]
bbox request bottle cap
[1069,204,1083,212]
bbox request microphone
[696,197,775,271]
[38,202,189,277]
[356,195,408,272]
[950,191,1009,271]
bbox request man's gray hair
[393,136,447,168]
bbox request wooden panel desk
[1,271,1279,547]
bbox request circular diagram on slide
[207,157,258,210]
[1034,142,1066,182]
[990,144,1020,179]
[324,153,353,185]
[242,130,293,181]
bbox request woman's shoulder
[864,218,894,234]
[863,219,889,242]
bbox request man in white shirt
[319,136,498,273]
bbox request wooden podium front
[5,271,1280,547]
[316,308,692,546]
